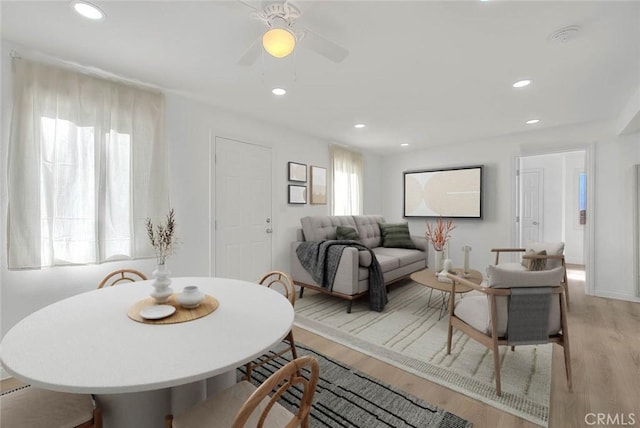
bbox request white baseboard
[592,290,640,303]
[1,365,10,380]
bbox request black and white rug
[238,344,472,428]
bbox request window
[8,59,169,268]
[578,171,587,225]
[330,145,363,215]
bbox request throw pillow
[379,222,416,249]
[523,249,547,271]
[336,225,360,241]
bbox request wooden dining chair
[446,266,572,396]
[165,356,319,428]
[244,271,298,382]
[97,268,147,289]
[0,385,103,428]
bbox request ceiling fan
[236,1,349,66]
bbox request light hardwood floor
[293,266,640,428]
[2,267,638,427]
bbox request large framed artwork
[310,166,327,205]
[288,185,307,204]
[403,165,483,219]
[288,162,307,182]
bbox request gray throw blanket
[296,240,387,312]
[507,287,552,345]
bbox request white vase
[151,264,173,303]
[176,286,205,309]
[433,250,444,273]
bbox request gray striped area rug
[239,344,472,428]
[294,280,551,427]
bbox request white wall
[382,125,640,302]
[593,133,640,299]
[0,40,382,336]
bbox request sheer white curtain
[8,59,169,268]
[330,145,363,215]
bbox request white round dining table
[0,277,295,428]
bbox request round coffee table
[410,267,483,319]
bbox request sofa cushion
[371,252,400,272]
[336,225,360,242]
[300,216,356,241]
[379,222,416,249]
[373,247,425,266]
[353,215,385,248]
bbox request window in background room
[7,58,169,268]
[578,171,587,225]
[330,145,363,215]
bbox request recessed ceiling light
[354,123,366,129]
[272,88,286,96]
[401,143,409,147]
[526,119,541,125]
[71,1,105,20]
[513,79,532,88]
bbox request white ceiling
[2,0,640,154]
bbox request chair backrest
[232,356,320,428]
[258,271,296,306]
[486,266,565,338]
[98,268,147,288]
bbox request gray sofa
[290,215,428,312]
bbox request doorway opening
[515,149,589,288]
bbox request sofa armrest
[290,242,360,295]
[410,235,428,252]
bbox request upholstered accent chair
[491,241,570,306]
[97,268,147,288]
[0,385,102,428]
[446,266,572,396]
[165,356,320,428]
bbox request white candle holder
[462,245,472,277]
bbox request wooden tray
[127,294,219,325]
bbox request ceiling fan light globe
[263,28,296,58]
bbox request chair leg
[244,362,253,382]
[287,331,298,360]
[299,286,304,299]
[164,415,174,428]
[446,322,453,354]
[492,340,502,396]
[560,292,573,391]
[347,300,352,313]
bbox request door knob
[266,228,273,234]
[532,221,539,225]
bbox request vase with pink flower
[425,217,455,273]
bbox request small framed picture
[288,162,307,182]
[310,166,327,205]
[288,185,307,204]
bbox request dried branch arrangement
[145,208,176,265]
[425,217,455,251]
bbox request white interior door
[214,137,272,281]
[519,169,543,245]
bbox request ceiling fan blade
[237,37,262,66]
[300,28,349,63]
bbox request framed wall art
[403,165,483,218]
[310,166,327,205]
[288,162,307,182]
[288,185,307,204]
